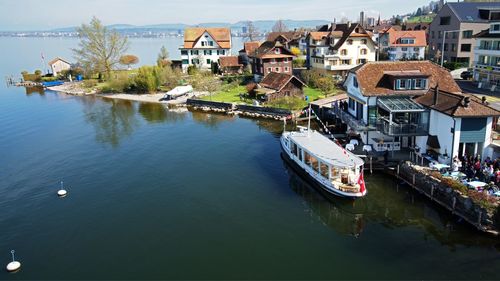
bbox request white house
[180,27,231,72]
[473,21,500,88]
[48,57,71,77]
[307,22,376,80]
[339,61,500,162]
[379,29,427,61]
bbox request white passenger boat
[280,127,366,199]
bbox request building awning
[426,135,440,149]
[377,97,426,113]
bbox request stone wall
[397,162,499,235]
[186,99,294,120]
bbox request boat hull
[280,140,365,200]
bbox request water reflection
[25,86,45,96]
[190,110,236,129]
[284,161,500,249]
[82,98,138,147]
[138,103,187,124]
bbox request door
[401,137,409,148]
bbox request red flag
[358,169,366,194]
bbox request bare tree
[272,20,288,32]
[73,17,129,80]
[242,21,260,42]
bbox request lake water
[0,37,499,280]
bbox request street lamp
[440,29,461,67]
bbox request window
[283,58,288,63]
[461,44,471,52]
[440,16,451,25]
[206,59,211,64]
[201,42,206,46]
[191,50,199,55]
[360,48,367,55]
[452,32,457,39]
[451,43,456,52]
[267,67,272,73]
[431,31,435,39]
[341,59,351,65]
[285,67,289,72]
[414,47,420,52]
[400,38,415,44]
[220,50,225,55]
[348,98,355,110]
[396,79,407,89]
[402,47,408,51]
[181,50,188,55]
[361,39,367,44]
[182,59,189,64]
[209,41,214,46]
[271,59,276,64]
[204,50,212,55]
[438,31,443,38]
[462,30,473,39]
[353,76,358,88]
[275,48,281,54]
[493,24,500,31]
[414,78,427,89]
[275,67,280,72]
[444,43,448,51]
[347,39,353,45]
[191,58,199,64]
[340,49,347,55]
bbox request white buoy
[57,181,67,197]
[6,250,21,272]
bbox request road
[456,79,500,110]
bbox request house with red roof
[180,27,231,72]
[379,29,427,61]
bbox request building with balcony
[379,29,427,61]
[428,2,499,66]
[340,61,500,162]
[180,27,231,72]
[306,22,376,80]
[473,21,500,87]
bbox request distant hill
[48,20,330,33]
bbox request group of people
[451,154,500,193]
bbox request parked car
[461,71,473,80]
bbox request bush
[133,66,158,93]
[34,70,42,75]
[300,69,330,88]
[187,65,198,75]
[83,80,98,88]
[293,58,306,68]
[443,62,468,71]
[267,96,306,111]
[41,76,58,82]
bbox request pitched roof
[447,2,500,23]
[48,57,71,66]
[259,72,305,92]
[350,61,461,97]
[388,30,427,47]
[183,27,231,49]
[316,23,374,50]
[239,41,261,55]
[251,41,295,59]
[415,88,500,117]
[266,31,303,42]
[308,31,331,41]
[219,56,242,68]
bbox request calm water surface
[0,38,499,280]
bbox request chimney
[482,96,487,104]
[347,21,352,28]
[433,85,439,105]
[464,96,471,108]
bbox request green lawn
[201,85,251,103]
[304,87,327,101]
[407,15,435,23]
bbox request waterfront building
[238,41,261,69]
[249,41,294,82]
[48,57,71,77]
[472,21,500,87]
[428,2,500,66]
[255,72,305,101]
[180,27,231,72]
[379,29,427,61]
[306,22,376,80]
[340,60,500,162]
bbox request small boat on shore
[280,125,366,199]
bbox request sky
[0,0,431,30]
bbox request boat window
[298,148,303,162]
[320,162,329,179]
[330,167,340,180]
[311,156,319,172]
[291,142,298,156]
[304,151,312,166]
